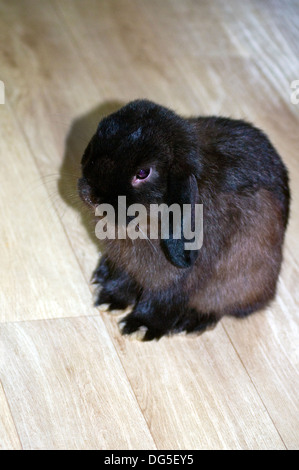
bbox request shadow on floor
[58,100,125,248]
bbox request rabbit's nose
[77,177,97,208]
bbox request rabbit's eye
[136,168,151,180]
[132,168,152,186]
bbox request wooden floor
[0,0,298,450]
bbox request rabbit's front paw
[119,313,163,341]
[91,256,110,285]
[95,287,132,313]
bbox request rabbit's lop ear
[161,172,200,269]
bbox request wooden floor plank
[0,382,22,449]
[0,102,92,322]
[0,317,155,449]
[103,319,285,449]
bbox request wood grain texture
[0,0,298,450]
[0,318,155,450]
[0,382,22,449]
[0,103,92,322]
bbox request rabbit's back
[192,116,290,227]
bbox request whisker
[136,224,158,255]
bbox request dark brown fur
[78,100,290,340]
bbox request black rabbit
[78,100,290,340]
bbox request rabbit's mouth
[77,177,98,209]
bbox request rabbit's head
[78,100,201,268]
